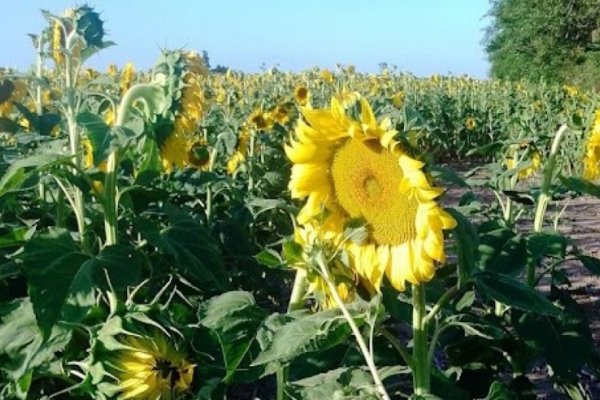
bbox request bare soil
[445,168,600,399]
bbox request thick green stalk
[102,87,146,246]
[412,284,430,395]
[64,48,86,245]
[530,124,568,285]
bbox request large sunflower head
[583,109,600,181]
[151,50,208,172]
[286,95,456,292]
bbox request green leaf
[77,111,112,164]
[527,231,568,264]
[485,381,513,400]
[579,255,600,275]
[0,226,31,249]
[288,367,387,400]
[140,217,227,291]
[560,176,600,199]
[255,248,283,269]
[0,298,71,384]
[20,228,94,338]
[428,165,469,187]
[512,289,593,380]
[92,245,143,294]
[474,271,560,316]
[478,226,527,275]
[198,291,267,382]
[447,208,478,286]
[0,153,66,197]
[252,308,359,366]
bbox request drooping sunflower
[286,96,456,292]
[153,50,208,172]
[583,110,600,181]
[106,332,194,400]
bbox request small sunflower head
[188,140,212,170]
[465,116,476,131]
[294,86,310,106]
[93,317,195,400]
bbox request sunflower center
[331,138,418,245]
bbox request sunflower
[107,332,194,400]
[107,64,118,78]
[320,69,334,83]
[391,91,405,108]
[270,104,290,125]
[294,86,310,106]
[293,223,357,310]
[465,116,476,131]
[248,109,273,131]
[226,127,251,175]
[51,21,65,66]
[506,147,541,180]
[188,139,212,170]
[286,95,456,292]
[157,51,208,171]
[583,110,600,181]
[120,62,135,94]
[0,79,27,118]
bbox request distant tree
[484,0,600,88]
[201,50,211,69]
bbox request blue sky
[2,1,491,78]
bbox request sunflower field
[2,6,600,400]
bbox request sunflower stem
[316,256,391,400]
[412,283,430,395]
[64,48,87,247]
[530,124,568,286]
[276,367,287,400]
[287,269,308,312]
[248,131,256,191]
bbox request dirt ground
[445,169,600,399]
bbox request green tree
[484,0,600,88]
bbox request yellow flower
[82,139,107,193]
[226,128,251,174]
[583,110,600,181]
[248,109,273,131]
[160,52,207,171]
[465,116,476,131]
[320,69,334,83]
[294,86,310,106]
[286,96,456,292]
[120,62,135,94]
[107,64,118,77]
[270,104,290,125]
[109,332,194,400]
[51,21,65,66]
[293,223,357,310]
[563,85,579,97]
[391,91,405,108]
[506,147,541,180]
